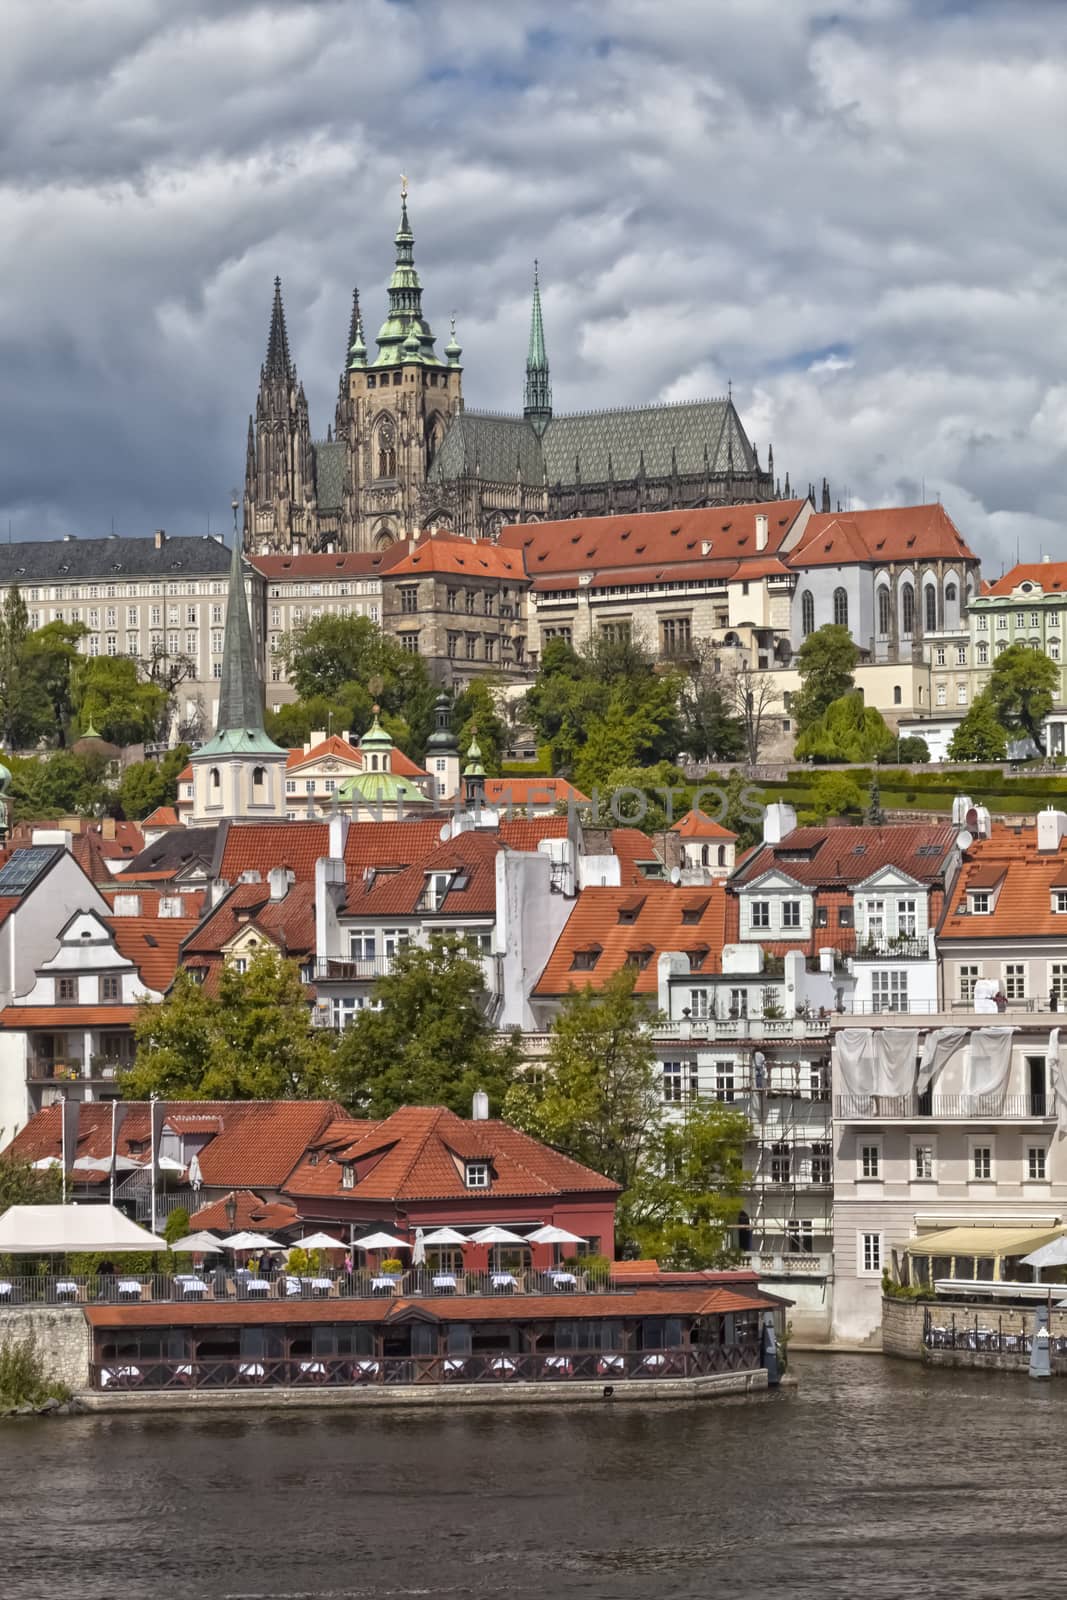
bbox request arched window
[893,685,902,705]
[833,587,848,628]
[209,767,220,790]
[946,582,957,605]
[924,584,937,632]
[700,845,710,867]
[252,766,265,790]
[376,419,397,478]
[877,587,891,637]
[901,583,915,636]
[801,591,814,637]
[425,413,443,470]
[717,844,726,867]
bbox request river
[0,1355,1062,1600]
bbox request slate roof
[122,827,219,881]
[312,440,347,512]
[0,534,233,583]
[429,398,757,490]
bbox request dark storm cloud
[2,0,1066,567]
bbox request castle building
[244,188,774,555]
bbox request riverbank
[77,1366,782,1412]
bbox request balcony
[835,1093,1055,1123]
[27,1058,126,1084]
[314,956,399,983]
[852,937,931,961]
[738,1251,832,1279]
[656,1016,831,1042]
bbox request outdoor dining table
[307,1278,333,1296]
[117,1280,142,1300]
[298,1361,329,1380]
[238,1362,266,1379]
[443,1358,467,1376]
[432,1274,458,1293]
[597,1354,624,1375]
[243,1279,271,1299]
[0,1282,13,1299]
[353,1360,380,1379]
[543,1355,573,1375]
[371,1276,399,1294]
[490,1273,518,1293]
[490,1356,518,1375]
[548,1271,577,1291]
[55,1281,78,1300]
[175,1276,208,1298]
[100,1365,142,1387]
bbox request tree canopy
[524,637,683,790]
[0,1153,63,1215]
[124,953,337,1101]
[947,691,1009,762]
[987,643,1059,753]
[794,691,895,764]
[504,969,748,1264]
[805,770,864,823]
[677,643,746,762]
[793,624,859,732]
[73,656,169,745]
[332,938,519,1116]
[279,613,438,756]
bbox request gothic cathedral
[244,187,774,554]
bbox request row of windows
[16,581,227,602]
[55,975,122,1003]
[957,962,1067,1001]
[857,1138,1047,1185]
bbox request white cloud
[0,0,1064,568]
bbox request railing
[739,1252,832,1278]
[88,1343,762,1392]
[655,1017,832,1041]
[314,956,399,982]
[835,1093,1054,1121]
[27,1058,126,1083]
[0,1268,628,1307]
[852,938,931,961]
[921,1309,1066,1356]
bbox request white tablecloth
[598,1355,624,1373]
[175,1277,207,1294]
[307,1278,332,1291]
[353,1360,380,1376]
[549,1272,577,1288]
[491,1274,518,1290]
[299,1361,328,1377]
[544,1356,573,1373]
[117,1280,142,1295]
[0,1283,13,1296]
[371,1277,398,1291]
[56,1281,78,1296]
[238,1362,266,1378]
[244,1279,270,1295]
[490,1357,517,1373]
[432,1274,458,1289]
[101,1365,141,1386]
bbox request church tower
[190,509,288,824]
[337,182,464,550]
[243,278,317,553]
[523,261,552,435]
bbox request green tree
[124,954,337,1100]
[73,656,169,746]
[793,624,859,732]
[117,746,190,819]
[281,613,436,753]
[332,937,519,1116]
[504,969,748,1264]
[0,1154,63,1214]
[453,678,506,776]
[987,643,1059,754]
[894,736,931,765]
[806,770,863,823]
[525,636,683,785]
[678,643,746,761]
[947,691,1009,762]
[599,761,690,832]
[163,1208,190,1246]
[7,750,111,820]
[21,621,88,744]
[794,691,895,764]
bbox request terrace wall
[0,1305,91,1389]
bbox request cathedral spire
[373,178,440,368]
[523,260,552,432]
[264,276,293,380]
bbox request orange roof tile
[284,734,427,780]
[483,777,589,806]
[938,824,1067,939]
[343,820,451,873]
[217,822,331,884]
[534,881,728,996]
[142,806,180,827]
[0,1004,139,1028]
[385,534,526,581]
[283,1105,620,1202]
[250,548,410,580]
[789,503,977,567]
[671,809,737,840]
[500,499,808,579]
[343,829,501,918]
[108,916,201,991]
[732,823,957,889]
[189,1190,301,1232]
[182,880,316,958]
[983,561,1067,597]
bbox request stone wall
[882,1296,1067,1364]
[0,1307,91,1391]
[880,1297,927,1359]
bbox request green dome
[0,761,11,796]
[337,769,429,807]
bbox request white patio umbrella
[420,1227,469,1247]
[287,1232,348,1252]
[353,1231,410,1252]
[526,1225,587,1245]
[1021,1236,1067,1269]
[157,1156,186,1173]
[167,1231,225,1255]
[221,1231,279,1251]
[412,1227,426,1267]
[32,1157,61,1170]
[470,1226,528,1246]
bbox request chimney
[762,802,798,845]
[268,866,291,901]
[309,731,327,750]
[101,817,116,840]
[755,514,768,552]
[1037,807,1067,853]
[472,1090,490,1121]
[154,529,166,549]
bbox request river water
[1,1355,1063,1600]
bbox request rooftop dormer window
[1053,892,1067,914]
[570,946,601,972]
[970,891,991,914]
[465,1160,490,1189]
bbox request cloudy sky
[2,0,1066,569]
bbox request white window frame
[958,964,980,1001]
[465,1161,491,1189]
[858,1231,883,1276]
[910,1137,936,1182]
[858,1139,882,1180]
[1003,963,1026,1001]
[1027,1145,1048,1182]
[871,969,909,1013]
[968,1138,994,1182]
[782,900,802,930]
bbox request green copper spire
[217,532,266,734]
[524,260,552,432]
[372,180,443,370]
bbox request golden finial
[400,174,408,199]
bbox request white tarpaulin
[873,1029,920,1097]
[963,1026,1018,1109]
[917,1027,969,1095]
[0,1204,169,1254]
[836,1029,877,1096]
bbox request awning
[0,1204,169,1254]
[908,1225,1067,1258]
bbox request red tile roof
[671,809,737,840]
[500,499,808,579]
[107,916,201,991]
[534,882,728,996]
[344,829,502,918]
[732,823,958,890]
[4,1099,345,1188]
[250,548,410,580]
[101,887,206,921]
[385,535,526,581]
[283,1105,620,1202]
[189,1190,301,1232]
[142,806,180,827]
[982,561,1067,597]
[0,1004,138,1028]
[938,824,1067,939]
[343,820,452,874]
[284,735,427,779]
[217,822,331,884]
[483,777,589,806]
[789,503,977,567]
[182,881,316,959]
